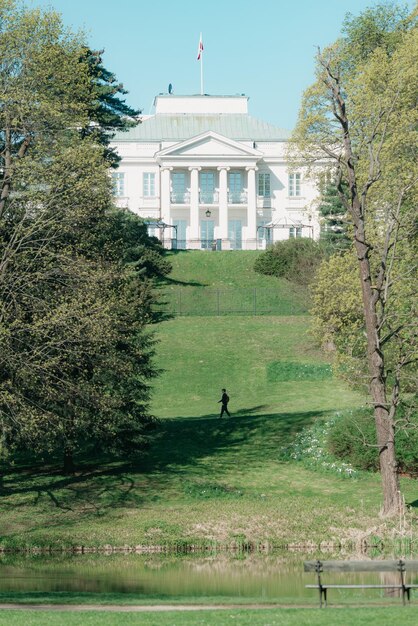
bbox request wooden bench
[304,559,418,607]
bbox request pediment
[155,131,262,159]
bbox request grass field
[157,250,309,315]
[162,250,304,289]
[1,607,418,626]
[0,250,416,550]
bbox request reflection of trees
[380,571,401,598]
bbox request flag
[197,34,203,60]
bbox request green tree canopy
[291,3,417,515]
[0,0,169,473]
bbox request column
[217,166,230,250]
[160,167,172,248]
[246,166,258,250]
[160,167,172,222]
[188,166,201,249]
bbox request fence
[155,287,309,317]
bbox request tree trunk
[353,205,401,516]
[0,128,31,219]
[63,446,75,474]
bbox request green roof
[113,114,291,142]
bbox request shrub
[280,415,358,478]
[327,407,418,474]
[254,238,326,285]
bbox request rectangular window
[171,172,187,203]
[228,172,243,203]
[289,226,302,238]
[200,219,215,250]
[228,219,242,250]
[143,172,156,197]
[200,171,215,203]
[111,172,125,197]
[173,219,187,249]
[258,173,271,197]
[289,172,301,197]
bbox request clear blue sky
[31,0,414,130]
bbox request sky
[30,0,414,130]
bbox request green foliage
[311,246,417,395]
[318,182,351,251]
[266,362,332,382]
[0,0,168,470]
[79,47,140,167]
[0,247,416,548]
[280,414,358,478]
[94,208,172,280]
[341,4,410,65]
[327,407,418,474]
[253,238,326,286]
[311,250,364,367]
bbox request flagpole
[200,33,204,95]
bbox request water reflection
[0,552,416,602]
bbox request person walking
[218,388,230,418]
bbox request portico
[156,131,262,249]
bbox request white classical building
[111,94,320,250]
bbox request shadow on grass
[0,408,323,523]
[142,409,323,474]
[159,277,206,287]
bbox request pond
[0,552,416,604]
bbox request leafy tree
[291,4,417,515]
[0,0,90,218]
[0,0,167,473]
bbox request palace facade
[111,94,320,250]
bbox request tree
[291,4,417,515]
[0,0,168,472]
[79,47,140,167]
[0,0,90,218]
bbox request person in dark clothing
[218,388,230,417]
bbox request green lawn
[150,315,356,419]
[164,250,299,289]
[158,250,309,315]
[1,607,418,626]
[0,251,416,549]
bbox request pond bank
[0,536,416,555]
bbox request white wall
[111,135,321,243]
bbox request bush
[280,415,358,478]
[254,238,326,285]
[327,407,418,474]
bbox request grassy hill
[165,250,298,288]
[157,250,309,316]
[0,251,416,550]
